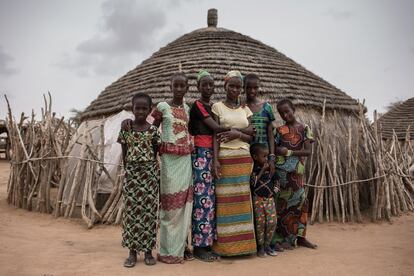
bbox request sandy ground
[0,160,413,276]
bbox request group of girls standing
[118,70,317,268]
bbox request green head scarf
[197,70,212,83]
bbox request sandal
[209,250,221,261]
[265,246,278,257]
[257,246,266,258]
[272,243,285,252]
[144,254,156,266]
[184,248,195,261]
[194,247,215,262]
[123,255,137,268]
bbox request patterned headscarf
[224,70,243,86]
[197,70,211,83]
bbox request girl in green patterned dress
[150,72,194,264]
[118,93,161,268]
[244,73,276,176]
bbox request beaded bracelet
[268,154,276,161]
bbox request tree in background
[69,108,82,128]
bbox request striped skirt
[158,154,193,264]
[213,148,256,256]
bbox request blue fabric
[191,147,216,247]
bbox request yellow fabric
[212,102,253,150]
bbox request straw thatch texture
[378,97,414,140]
[80,25,361,121]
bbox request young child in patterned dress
[250,143,279,257]
[118,93,161,268]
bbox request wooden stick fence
[298,101,414,224]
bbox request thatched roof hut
[378,97,414,140]
[71,9,380,224]
[81,9,361,121]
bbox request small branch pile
[303,101,414,223]
[6,93,73,212]
[5,94,125,228]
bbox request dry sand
[0,160,413,276]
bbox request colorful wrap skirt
[272,167,308,246]
[213,148,257,256]
[158,154,193,264]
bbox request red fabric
[150,108,163,122]
[159,142,194,155]
[157,255,184,264]
[217,233,255,243]
[216,194,251,204]
[219,156,252,165]
[160,186,194,211]
[195,100,210,118]
[194,135,213,148]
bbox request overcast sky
[0,0,413,121]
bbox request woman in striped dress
[211,70,257,256]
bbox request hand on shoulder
[121,119,133,131]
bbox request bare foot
[281,241,294,250]
[297,237,317,249]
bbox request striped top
[250,102,275,146]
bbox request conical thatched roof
[81,9,360,121]
[378,97,414,140]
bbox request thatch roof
[81,9,361,121]
[378,97,414,140]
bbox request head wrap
[224,70,243,86]
[197,70,211,82]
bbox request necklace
[170,101,183,108]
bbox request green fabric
[251,102,276,146]
[156,102,191,144]
[117,125,161,163]
[197,69,211,82]
[118,126,161,252]
[122,162,159,252]
[159,154,193,261]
